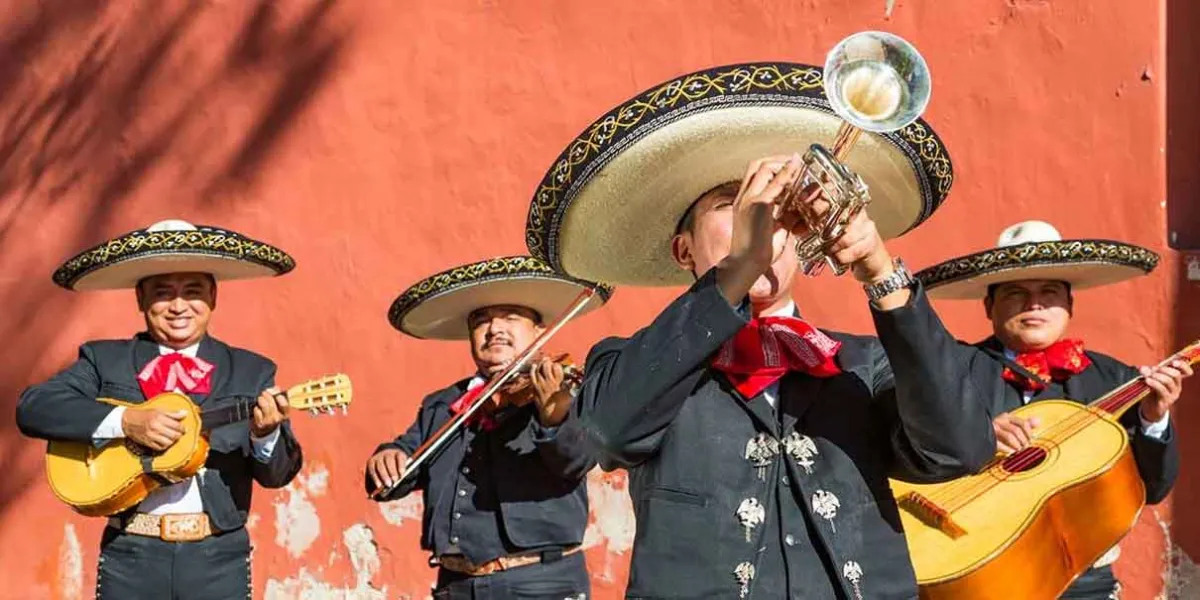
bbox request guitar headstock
[1178,340,1200,366]
[286,374,353,416]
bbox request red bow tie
[711,316,843,399]
[449,384,499,431]
[137,352,214,398]
[1001,339,1092,393]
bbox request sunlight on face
[137,272,216,349]
[985,280,1073,352]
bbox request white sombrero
[387,256,613,341]
[916,221,1160,299]
[524,61,954,287]
[52,219,295,291]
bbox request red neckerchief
[711,316,843,399]
[137,352,214,398]
[448,383,498,431]
[1001,339,1091,392]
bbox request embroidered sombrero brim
[388,256,613,341]
[525,62,954,287]
[53,225,295,291]
[916,239,1160,300]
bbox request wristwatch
[863,258,917,302]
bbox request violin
[478,352,583,412]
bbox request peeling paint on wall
[1153,507,1199,599]
[582,470,635,584]
[274,464,330,557]
[264,524,390,600]
[378,491,424,526]
[58,524,82,600]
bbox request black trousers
[433,552,590,600]
[95,526,252,600]
[1060,566,1120,599]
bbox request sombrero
[524,60,954,287]
[52,219,295,291]
[388,256,613,341]
[916,221,1160,299]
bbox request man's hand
[250,387,290,438]
[993,412,1041,454]
[529,357,572,426]
[122,408,188,451]
[367,447,409,491]
[717,154,803,304]
[1139,359,1194,423]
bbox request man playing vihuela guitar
[365,256,610,600]
[16,219,303,599]
[915,220,1191,599]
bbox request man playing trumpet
[522,38,996,598]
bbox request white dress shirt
[92,342,280,514]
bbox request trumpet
[782,30,931,276]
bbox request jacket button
[454,512,462,520]
[785,534,796,546]
[458,489,467,497]
[462,466,470,475]
[450,536,459,544]
[781,475,790,485]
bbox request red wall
[0,1,1191,598]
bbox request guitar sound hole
[1000,446,1047,473]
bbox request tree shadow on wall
[0,0,353,524]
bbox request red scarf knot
[1002,339,1091,392]
[448,384,499,431]
[711,316,843,399]
[137,352,214,398]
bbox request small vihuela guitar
[890,341,1199,599]
[45,374,352,517]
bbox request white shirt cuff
[250,427,282,463]
[1140,411,1170,440]
[92,406,127,446]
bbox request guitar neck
[1089,340,1200,419]
[199,397,261,430]
[196,374,352,429]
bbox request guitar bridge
[898,491,967,539]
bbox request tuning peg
[341,406,348,415]
[309,408,318,416]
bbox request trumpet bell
[823,31,930,133]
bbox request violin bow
[372,286,600,499]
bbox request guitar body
[46,392,209,517]
[891,400,1146,600]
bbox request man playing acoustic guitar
[366,256,610,600]
[16,219,303,599]
[916,220,1191,599]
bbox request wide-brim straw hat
[387,256,612,340]
[53,219,294,291]
[915,220,1159,299]
[524,61,954,286]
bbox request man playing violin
[522,64,996,598]
[15,220,302,600]
[366,256,610,600]
[915,220,1190,599]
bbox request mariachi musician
[915,220,1189,599]
[521,54,997,597]
[15,219,302,600]
[365,256,610,599]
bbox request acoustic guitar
[45,374,352,517]
[890,341,1199,599]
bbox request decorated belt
[436,546,582,577]
[108,512,217,542]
